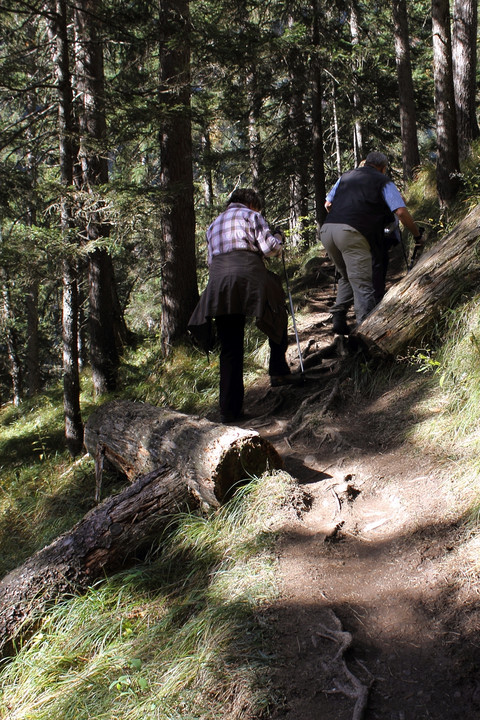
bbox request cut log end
[212,435,283,501]
[84,400,284,503]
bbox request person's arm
[254,213,284,257]
[264,231,284,257]
[383,182,422,240]
[324,179,340,212]
[395,206,422,240]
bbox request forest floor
[217,248,480,720]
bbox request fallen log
[0,405,282,657]
[0,465,190,657]
[354,204,480,356]
[84,400,283,503]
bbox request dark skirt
[188,250,287,349]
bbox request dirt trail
[231,252,480,719]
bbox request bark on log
[354,204,480,356]
[0,405,282,658]
[84,400,283,503]
[0,465,192,657]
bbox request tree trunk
[247,68,264,196]
[349,1,364,166]
[0,465,196,658]
[88,248,120,394]
[0,264,23,406]
[332,86,342,176]
[25,279,40,397]
[63,258,83,455]
[392,0,420,180]
[74,0,124,393]
[452,0,479,157]
[432,0,461,208]
[24,85,41,397]
[84,400,283,504]
[312,0,327,239]
[0,405,283,656]
[158,0,199,356]
[201,129,214,210]
[354,203,480,356]
[286,43,310,246]
[46,0,84,453]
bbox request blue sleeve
[326,178,341,202]
[383,181,405,211]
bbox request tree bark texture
[354,204,480,356]
[0,403,282,656]
[312,0,327,238]
[88,248,120,395]
[392,0,420,180]
[0,465,194,658]
[25,280,40,397]
[75,0,125,394]
[349,1,364,166]
[0,266,23,406]
[24,81,41,398]
[286,46,310,246]
[47,0,84,453]
[159,0,199,355]
[63,258,83,456]
[432,0,461,207]
[452,0,479,156]
[84,400,283,504]
[247,68,264,196]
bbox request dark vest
[324,166,394,254]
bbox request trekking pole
[408,228,425,270]
[399,233,410,271]
[281,251,305,375]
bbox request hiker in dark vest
[320,151,422,334]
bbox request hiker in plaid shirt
[206,197,284,264]
[189,188,301,424]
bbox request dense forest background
[0,0,478,453]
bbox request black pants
[215,314,290,419]
[372,247,389,304]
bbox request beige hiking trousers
[320,223,376,324]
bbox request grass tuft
[0,471,298,720]
[403,297,480,521]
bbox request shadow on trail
[266,509,480,720]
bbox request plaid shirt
[206,202,283,265]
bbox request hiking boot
[332,312,350,335]
[270,372,304,387]
[220,410,246,424]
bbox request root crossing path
[216,254,480,720]
[248,374,479,720]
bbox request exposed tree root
[288,373,346,443]
[316,610,373,720]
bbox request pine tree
[432,0,461,207]
[452,0,479,156]
[45,0,84,455]
[392,0,420,180]
[158,0,198,355]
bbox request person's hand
[413,226,424,244]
